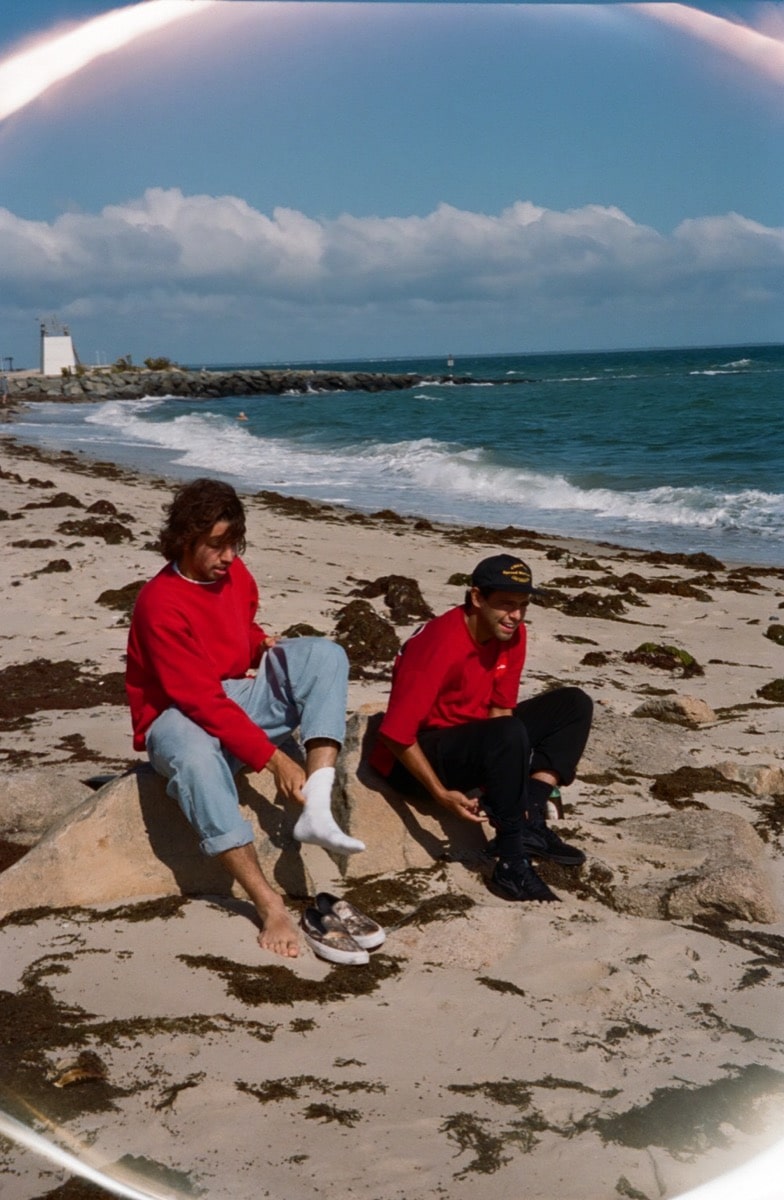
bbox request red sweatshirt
[125,557,277,771]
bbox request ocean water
[10,344,784,566]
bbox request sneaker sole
[301,931,369,966]
[520,844,586,867]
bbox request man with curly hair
[126,478,362,958]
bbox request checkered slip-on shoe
[314,892,386,951]
[300,907,369,966]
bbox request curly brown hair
[159,478,247,563]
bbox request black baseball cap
[471,554,543,595]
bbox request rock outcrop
[631,695,717,727]
[716,761,784,797]
[589,810,778,923]
[0,768,93,845]
[0,765,317,916]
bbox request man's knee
[308,636,348,674]
[275,636,348,681]
[563,686,593,725]
[490,714,530,755]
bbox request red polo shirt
[371,604,526,775]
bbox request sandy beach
[1,428,784,1200]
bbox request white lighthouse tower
[40,319,79,376]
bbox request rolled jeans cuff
[200,819,255,858]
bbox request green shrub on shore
[143,356,177,371]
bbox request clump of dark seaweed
[96,580,146,618]
[333,599,399,678]
[57,518,134,544]
[178,952,401,1005]
[0,659,128,730]
[650,765,749,806]
[280,622,325,638]
[536,591,628,621]
[350,575,434,624]
[585,1064,784,1154]
[623,643,703,677]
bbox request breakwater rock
[5,366,478,404]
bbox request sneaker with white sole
[315,892,386,950]
[300,907,369,966]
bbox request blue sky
[0,1,781,366]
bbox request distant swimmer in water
[237,411,248,421]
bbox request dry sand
[1,429,784,1200]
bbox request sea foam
[71,400,784,553]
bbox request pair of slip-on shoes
[301,892,386,966]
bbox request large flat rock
[570,808,778,923]
[0,765,317,917]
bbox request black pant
[389,687,592,844]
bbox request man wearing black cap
[370,554,592,902]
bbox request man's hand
[380,734,488,824]
[265,749,306,804]
[436,789,487,824]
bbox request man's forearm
[378,732,487,825]
[378,733,447,802]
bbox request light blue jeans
[146,637,348,857]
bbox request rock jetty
[4,365,478,403]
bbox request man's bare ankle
[257,894,290,920]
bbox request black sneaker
[520,825,586,867]
[485,828,585,867]
[491,857,559,903]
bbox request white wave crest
[69,403,784,541]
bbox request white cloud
[1,189,781,357]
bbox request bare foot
[257,901,300,958]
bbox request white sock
[293,767,365,855]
